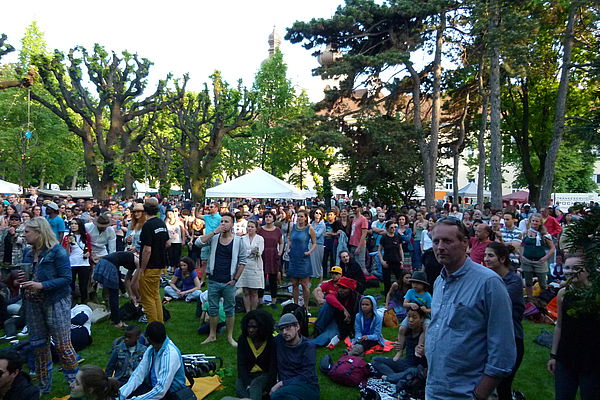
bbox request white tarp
[37,188,94,198]
[0,179,21,194]
[205,169,307,199]
[457,182,491,197]
[552,193,600,212]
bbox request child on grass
[348,295,384,357]
[105,325,147,385]
[385,270,412,319]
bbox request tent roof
[503,190,529,202]
[205,169,307,199]
[0,179,21,194]
[37,188,94,198]
[457,182,491,197]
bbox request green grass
[7,281,555,400]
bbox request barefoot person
[195,212,247,347]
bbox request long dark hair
[179,256,195,277]
[240,310,274,341]
[78,365,120,400]
[486,242,513,269]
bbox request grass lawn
[7,279,555,400]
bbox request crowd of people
[0,191,597,400]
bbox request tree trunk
[478,62,489,207]
[539,4,577,206]
[453,92,470,203]
[81,125,110,199]
[427,11,445,208]
[70,169,78,190]
[123,166,135,199]
[488,0,503,210]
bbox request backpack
[364,275,380,288]
[328,355,371,387]
[119,302,143,321]
[281,303,309,337]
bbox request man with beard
[270,313,319,400]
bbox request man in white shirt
[85,213,116,262]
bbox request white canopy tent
[0,179,21,194]
[457,182,491,197]
[205,169,308,199]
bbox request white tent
[205,169,307,199]
[457,182,490,197]
[0,179,21,194]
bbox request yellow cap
[331,266,343,274]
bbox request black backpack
[281,303,309,337]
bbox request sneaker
[138,314,148,323]
[18,326,28,337]
[0,335,17,341]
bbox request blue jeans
[271,383,320,400]
[207,280,236,317]
[310,303,339,347]
[412,242,422,269]
[372,356,414,383]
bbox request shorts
[207,280,236,317]
[200,245,212,261]
[521,257,547,274]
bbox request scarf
[529,228,543,246]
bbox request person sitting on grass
[312,265,342,307]
[69,365,120,400]
[0,349,40,400]
[310,276,360,348]
[385,270,412,319]
[348,295,384,357]
[236,310,277,400]
[118,322,187,400]
[270,313,319,400]
[105,325,147,386]
[371,308,428,384]
[338,250,366,294]
[164,256,202,302]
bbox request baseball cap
[331,266,343,274]
[277,313,299,329]
[46,202,59,212]
[337,276,357,291]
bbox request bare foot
[228,337,238,347]
[202,336,217,344]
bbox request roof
[205,169,308,199]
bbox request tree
[171,72,256,201]
[488,0,503,209]
[30,44,185,198]
[286,0,451,207]
[539,2,578,205]
[0,34,33,91]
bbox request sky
[2,0,346,101]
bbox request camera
[182,354,222,378]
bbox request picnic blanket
[344,337,395,354]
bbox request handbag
[383,308,399,328]
[166,385,197,400]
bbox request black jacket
[4,372,40,400]
[341,259,366,294]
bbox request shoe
[138,314,148,323]
[76,355,85,365]
[18,326,28,337]
[0,335,17,341]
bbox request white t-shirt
[69,234,90,267]
[421,230,433,251]
[71,304,93,335]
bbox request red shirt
[544,215,562,237]
[320,280,338,296]
[469,237,490,265]
[349,215,368,247]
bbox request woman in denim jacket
[20,217,79,394]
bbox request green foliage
[336,114,423,204]
[563,206,600,318]
[19,21,49,72]
[0,64,82,187]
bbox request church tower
[268,26,281,57]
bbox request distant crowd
[0,191,598,400]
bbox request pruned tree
[30,44,186,198]
[0,34,34,91]
[171,72,257,201]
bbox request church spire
[268,26,281,57]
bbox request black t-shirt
[211,240,233,283]
[380,234,402,263]
[140,217,169,269]
[103,251,136,271]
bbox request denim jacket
[22,244,71,303]
[106,342,148,383]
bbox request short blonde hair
[25,217,58,251]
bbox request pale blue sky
[2,0,345,101]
